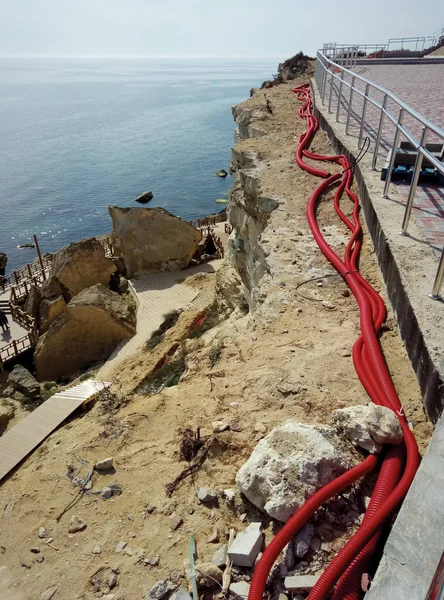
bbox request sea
[0,57,279,273]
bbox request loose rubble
[228,522,263,567]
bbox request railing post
[13,271,19,284]
[328,69,334,113]
[383,108,404,198]
[429,247,444,299]
[27,264,32,277]
[13,340,18,356]
[345,76,355,135]
[336,70,344,122]
[358,83,370,148]
[401,127,428,234]
[372,94,388,170]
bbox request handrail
[315,50,444,299]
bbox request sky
[0,0,442,58]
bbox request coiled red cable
[248,84,419,600]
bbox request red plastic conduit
[248,84,420,600]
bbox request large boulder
[34,284,136,381]
[7,365,41,398]
[39,295,67,334]
[331,404,404,454]
[48,238,116,301]
[0,252,7,276]
[236,421,354,522]
[109,207,202,278]
[24,284,42,319]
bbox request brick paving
[321,62,444,254]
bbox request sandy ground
[0,72,433,600]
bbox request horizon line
[0,53,287,60]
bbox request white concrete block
[229,581,250,598]
[228,522,263,567]
[284,575,320,591]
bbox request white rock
[41,587,57,600]
[94,457,114,471]
[229,581,250,599]
[284,575,321,591]
[322,301,335,310]
[331,405,403,454]
[212,421,229,433]
[236,421,352,522]
[38,527,47,539]
[228,522,263,567]
[197,487,217,503]
[115,541,127,553]
[92,545,101,554]
[223,489,236,502]
[211,544,228,568]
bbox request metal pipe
[383,108,404,198]
[358,83,369,148]
[336,70,344,122]
[401,127,428,234]
[328,69,334,113]
[429,247,444,299]
[345,76,355,135]
[372,94,387,170]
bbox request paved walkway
[323,62,444,253]
[99,259,223,380]
[0,380,109,482]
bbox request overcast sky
[0,0,442,58]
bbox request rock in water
[48,237,116,301]
[236,421,353,522]
[135,191,154,204]
[215,170,228,178]
[34,284,136,381]
[8,365,41,398]
[109,207,202,279]
[331,404,403,454]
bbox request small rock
[285,575,321,591]
[331,405,403,454]
[94,457,114,471]
[101,487,113,499]
[228,522,263,568]
[239,513,248,523]
[197,487,217,503]
[108,572,118,589]
[145,579,175,600]
[46,538,54,544]
[342,289,350,298]
[68,516,86,533]
[115,541,127,553]
[322,301,335,310]
[36,556,45,563]
[254,422,266,434]
[145,556,160,566]
[101,595,115,600]
[229,581,250,598]
[277,382,301,395]
[135,191,154,204]
[40,587,57,600]
[30,547,41,554]
[211,544,228,569]
[223,489,236,502]
[92,545,102,554]
[212,421,229,433]
[125,546,133,556]
[293,523,314,558]
[230,420,243,432]
[195,562,223,587]
[38,527,47,539]
[341,350,352,357]
[171,586,192,600]
[170,515,183,530]
[283,543,295,570]
[146,504,157,514]
[207,528,219,543]
[310,536,322,553]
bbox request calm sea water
[0,57,278,273]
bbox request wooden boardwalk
[0,379,109,483]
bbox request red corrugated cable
[247,83,419,600]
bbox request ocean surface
[0,57,279,273]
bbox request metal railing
[314,51,444,299]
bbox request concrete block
[228,522,263,567]
[229,581,250,598]
[284,575,320,591]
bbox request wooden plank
[0,380,110,483]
